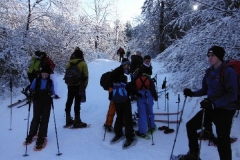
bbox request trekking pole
[145,91,154,145]
[170,96,187,160]
[153,74,159,109]
[51,98,62,156]
[176,94,180,130]
[198,109,205,160]
[23,92,32,157]
[9,77,13,130]
[164,93,174,134]
[162,77,167,111]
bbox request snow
[1,59,240,160]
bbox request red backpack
[135,75,150,90]
[220,59,240,110]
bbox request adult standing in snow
[117,47,125,62]
[110,58,136,148]
[40,52,60,99]
[64,49,89,128]
[24,67,55,149]
[179,46,238,160]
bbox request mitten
[183,88,194,97]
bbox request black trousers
[119,54,124,62]
[29,92,52,137]
[186,109,235,160]
[114,100,134,140]
[65,85,81,115]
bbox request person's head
[35,50,41,57]
[136,51,141,56]
[143,55,151,66]
[40,52,47,60]
[40,67,50,79]
[74,49,84,59]
[207,46,225,67]
[75,47,80,51]
[121,58,130,72]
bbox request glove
[183,88,194,97]
[200,98,214,110]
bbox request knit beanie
[74,49,84,59]
[121,58,130,65]
[40,67,50,74]
[207,46,225,62]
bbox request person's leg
[29,101,42,136]
[114,104,123,135]
[65,86,75,123]
[123,101,134,140]
[105,101,115,126]
[213,109,235,160]
[38,102,51,137]
[137,98,147,134]
[186,110,205,154]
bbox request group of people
[24,47,88,149]
[103,49,158,148]
[22,45,239,158]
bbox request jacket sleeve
[81,62,89,88]
[150,79,158,101]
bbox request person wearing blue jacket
[24,67,55,149]
[179,46,238,160]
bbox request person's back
[130,51,143,74]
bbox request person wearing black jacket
[109,58,139,148]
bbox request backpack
[112,82,128,103]
[135,75,150,90]
[100,71,112,90]
[220,59,240,110]
[64,60,82,85]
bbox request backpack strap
[139,76,148,90]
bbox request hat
[40,67,50,74]
[74,49,84,59]
[207,46,225,62]
[144,55,151,60]
[35,51,41,57]
[121,58,130,65]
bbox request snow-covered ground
[0,59,239,160]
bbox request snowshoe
[24,135,38,145]
[64,117,74,128]
[35,137,45,150]
[135,131,151,140]
[72,121,88,128]
[175,151,201,160]
[123,138,136,149]
[110,133,124,143]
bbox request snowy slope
[0,59,239,160]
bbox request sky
[0,59,240,160]
[117,0,145,23]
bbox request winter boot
[178,151,201,160]
[65,113,74,127]
[111,132,124,143]
[147,124,157,135]
[35,137,45,149]
[25,135,33,144]
[197,129,215,140]
[72,114,87,128]
[123,137,136,148]
[135,131,147,138]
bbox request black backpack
[64,60,82,85]
[100,71,112,90]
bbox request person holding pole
[177,46,238,160]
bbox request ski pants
[29,92,52,137]
[186,109,235,160]
[114,100,134,140]
[105,101,115,126]
[65,85,81,116]
[137,90,155,134]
